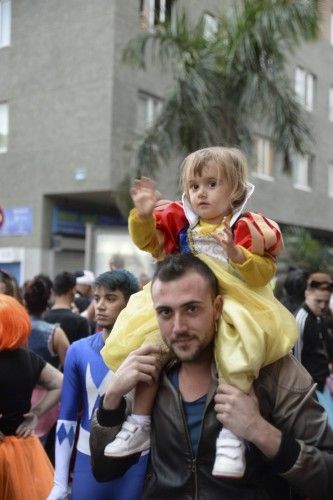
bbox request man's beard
[169,337,213,363]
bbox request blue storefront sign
[0,206,33,236]
[52,207,125,236]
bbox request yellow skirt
[0,435,53,500]
[102,254,297,393]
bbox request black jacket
[295,304,333,391]
[90,356,333,500]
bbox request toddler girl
[102,146,297,478]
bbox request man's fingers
[132,344,163,357]
[216,383,239,395]
[135,364,160,384]
[130,355,161,367]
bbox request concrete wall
[0,0,332,277]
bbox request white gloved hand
[47,483,69,500]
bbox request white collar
[182,182,255,229]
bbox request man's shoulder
[71,332,101,352]
[49,308,79,319]
[44,308,69,320]
[256,354,314,395]
[295,305,314,330]
[46,308,88,327]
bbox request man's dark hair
[94,269,139,303]
[35,273,53,300]
[152,253,219,297]
[53,271,76,296]
[24,277,50,315]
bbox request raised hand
[130,177,161,217]
[212,217,245,263]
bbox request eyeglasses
[307,280,333,291]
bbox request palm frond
[122,1,320,175]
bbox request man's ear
[213,295,223,319]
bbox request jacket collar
[181,182,255,229]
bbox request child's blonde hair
[180,146,249,210]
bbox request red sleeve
[233,212,284,256]
[154,202,187,254]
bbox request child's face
[187,161,232,224]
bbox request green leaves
[122,1,320,177]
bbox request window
[329,87,333,122]
[252,136,274,179]
[139,0,173,30]
[203,13,218,40]
[0,102,8,153]
[0,0,11,48]
[137,91,162,133]
[294,67,315,111]
[292,153,313,191]
[329,163,333,197]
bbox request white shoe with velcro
[104,419,151,457]
[212,430,246,478]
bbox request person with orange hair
[0,294,63,500]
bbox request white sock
[129,414,151,426]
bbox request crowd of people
[0,146,333,499]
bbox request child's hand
[130,177,161,217]
[212,217,245,263]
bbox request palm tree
[123,0,320,177]
[281,226,333,273]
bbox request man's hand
[215,383,261,441]
[130,177,161,217]
[103,345,162,410]
[212,217,245,264]
[15,411,38,437]
[215,383,281,458]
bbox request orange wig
[0,294,31,350]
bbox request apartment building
[0,0,332,282]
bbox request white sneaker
[212,432,246,478]
[104,420,151,457]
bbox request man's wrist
[268,432,301,473]
[248,417,282,459]
[249,418,301,472]
[103,390,123,410]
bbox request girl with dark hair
[24,277,69,368]
[23,277,69,463]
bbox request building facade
[0,0,332,283]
